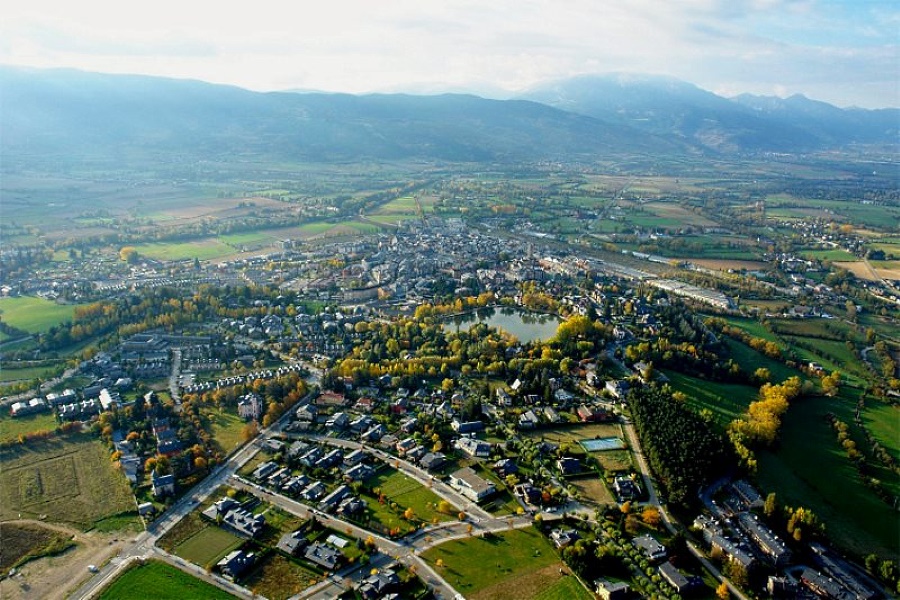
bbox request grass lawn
[99,559,236,600]
[719,316,782,344]
[422,528,565,600]
[757,393,899,560]
[0,434,135,529]
[0,363,64,383]
[532,575,595,600]
[0,296,79,333]
[206,408,246,454]
[665,371,758,428]
[174,526,244,568]
[244,553,320,600]
[369,469,456,525]
[0,411,60,443]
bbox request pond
[446,307,562,343]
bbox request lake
[447,307,561,343]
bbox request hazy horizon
[3,0,898,109]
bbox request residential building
[449,467,496,502]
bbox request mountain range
[1,66,896,169]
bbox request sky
[2,0,898,108]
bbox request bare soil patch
[690,259,768,271]
[833,261,880,281]
[0,520,123,600]
[470,563,567,600]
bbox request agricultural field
[0,411,60,444]
[0,522,75,572]
[757,393,899,560]
[98,559,236,600]
[0,434,136,529]
[173,525,244,568]
[422,527,566,600]
[0,297,79,333]
[243,553,320,600]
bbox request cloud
[1,0,897,107]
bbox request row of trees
[626,385,734,507]
[728,377,803,473]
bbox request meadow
[422,528,566,600]
[133,239,238,262]
[0,297,79,333]
[757,392,899,560]
[98,559,236,600]
[666,371,761,428]
[0,411,60,444]
[0,434,135,529]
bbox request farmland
[98,559,236,600]
[0,434,135,529]
[0,297,79,333]
[422,528,565,600]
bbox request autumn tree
[716,581,730,599]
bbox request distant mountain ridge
[0,66,691,169]
[1,66,895,171]
[520,73,899,153]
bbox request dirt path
[0,520,124,600]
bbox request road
[296,433,494,521]
[622,418,752,600]
[71,394,301,600]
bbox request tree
[404,507,415,520]
[764,492,777,518]
[435,559,445,569]
[119,246,140,264]
[641,506,661,527]
[241,421,260,442]
[716,581,730,599]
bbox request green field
[532,575,595,600]
[206,408,246,454]
[362,469,456,529]
[723,338,799,383]
[0,363,64,383]
[133,239,237,261]
[0,434,136,528]
[0,296,79,333]
[0,411,60,443]
[719,316,782,344]
[757,393,899,560]
[422,528,565,600]
[800,248,858,262]
[666,371,759,428]
[99,559,237,600]
[174,525,244,568]
[862,401,900,463]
